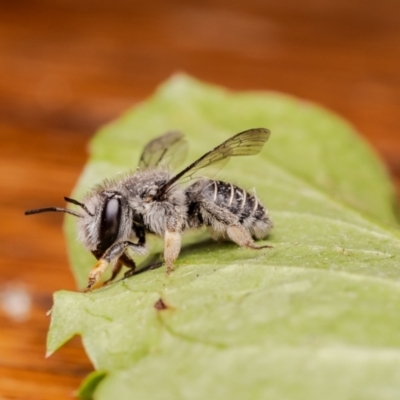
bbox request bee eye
[99,197,121,252]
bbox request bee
[25,128,273,291]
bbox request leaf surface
[49,75,400,399]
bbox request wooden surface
[1,1,399,398]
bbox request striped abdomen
[185,179,272,239]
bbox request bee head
[25,191,132,259]
[77,190,133,258]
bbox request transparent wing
[138,131,189,170]
[156,128,270,197]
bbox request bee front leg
[164,230,182,275]
[103,255,128,285]
[86,240,146,292]
[86,259,111,292]
[123,225,146,279]
[121,252,138,279]
[90,250,136,286]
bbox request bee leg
[123,225,146,279]
[103,256,127,285]
[124,261,163,279]
[226,224,273,250]
[200,201,272,250]
[143,261,163,271]
[86,259,110,292]
[86,240,146,291]
[120,252,137,279]
[164,230,182,275]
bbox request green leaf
[48,75,400,399]
[77,370,107,400]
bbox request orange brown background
[1,1,399,398]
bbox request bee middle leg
[164,230,182,275]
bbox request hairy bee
[25,128,273,291]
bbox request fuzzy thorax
[76,168,187,252]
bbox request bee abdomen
[202,180,272,239]
[205,180,256,215]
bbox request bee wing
[156,128,270,198]
[138,131,189,170]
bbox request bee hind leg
[226,224,272,250]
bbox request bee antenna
[24,207,83,218]
[64,197,94,216]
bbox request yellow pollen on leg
[85,259,109,291]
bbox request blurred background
[1,0,399,398]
